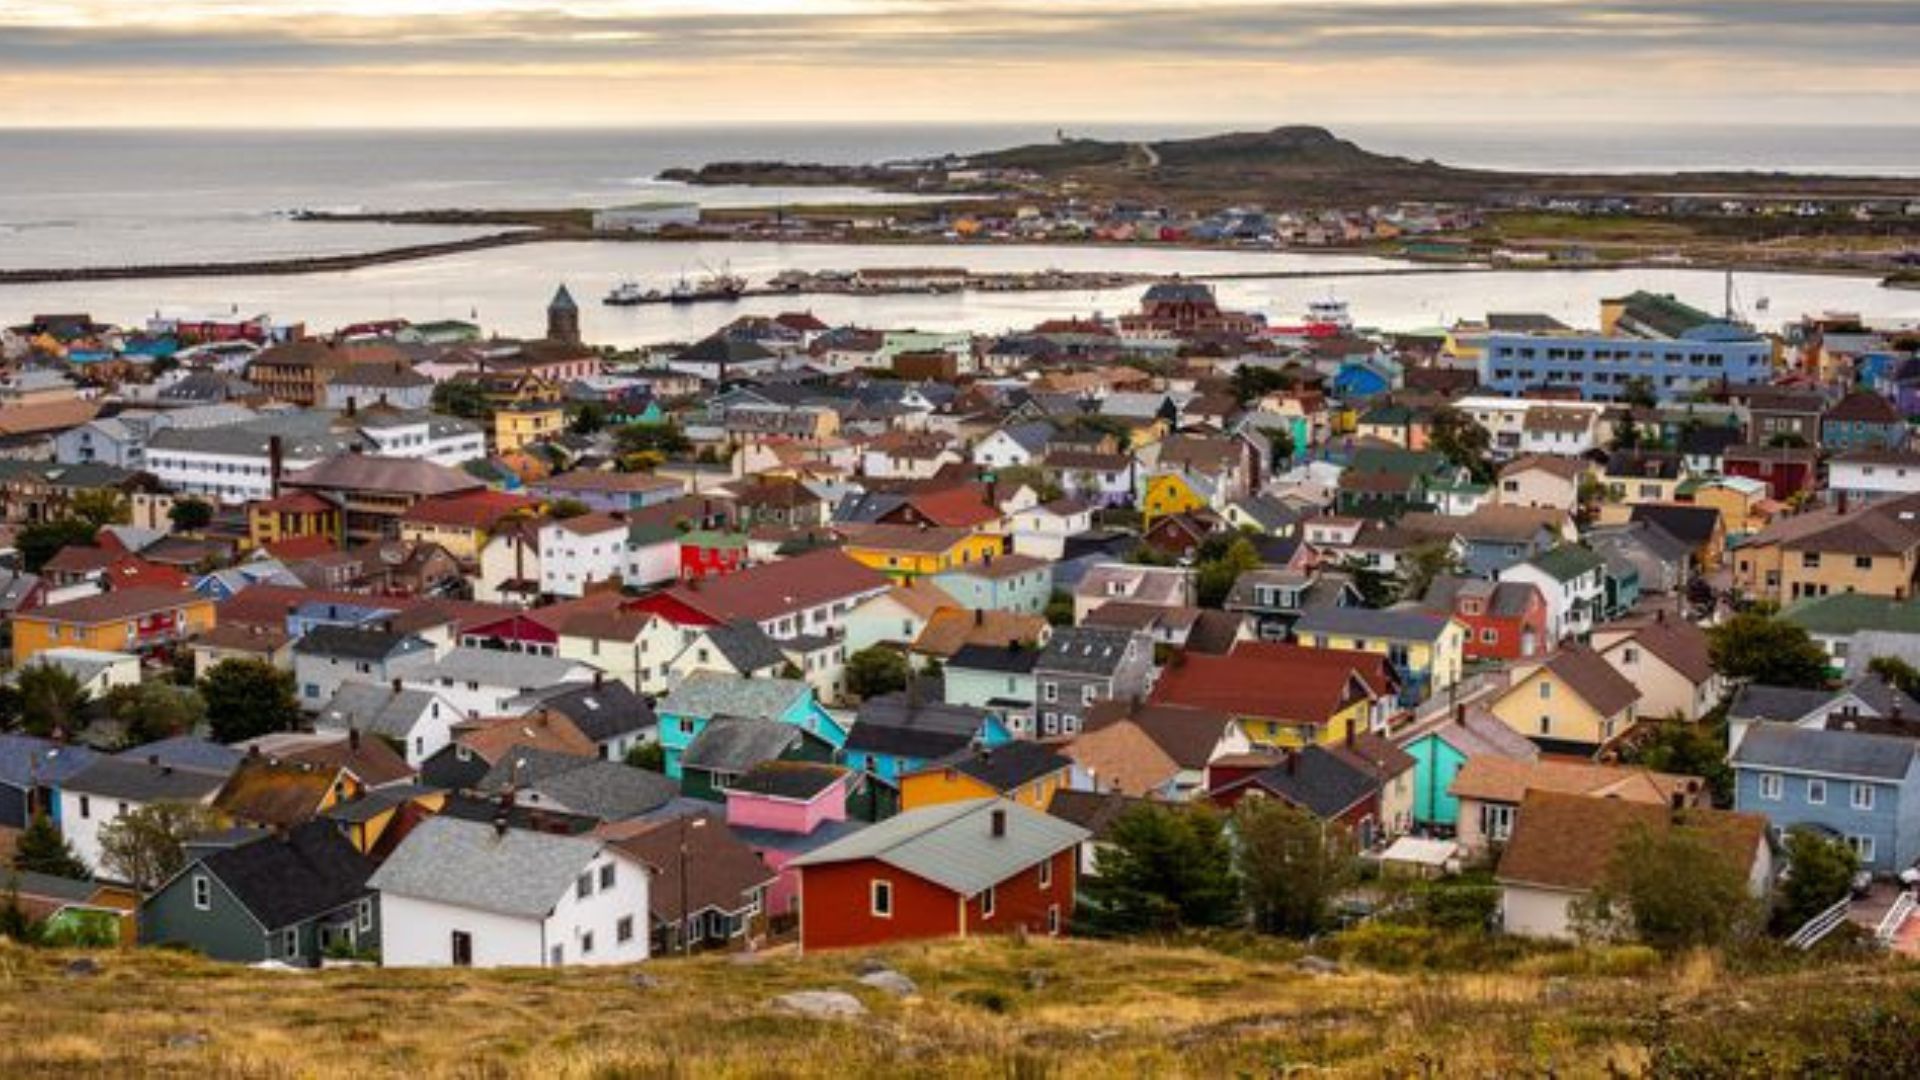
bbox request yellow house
[1687,477,1773,537]
[899,748,1071,813]
[397,491,539,562]
[1732,500,1920,603]
[841,523,1006,582]
[246,490,341,549]
[1293,608,1468,704]
[13,588,216,664]
[1603,454,1685,506]
[1488,644,1642,757]
[495,400,565,453]
[1141,471,1208,527]
[1149,642,1390,750]
[330,788,447,855]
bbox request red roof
[253,490,335,514]
[263,535,339,561]
[1151,642,1392,725]
[105,556,192,592]
[902,485,1004,529]
[401,490,537,531]
[642,549,889,625]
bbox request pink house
[723,761,861,917]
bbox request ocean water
[2,124,1918,342]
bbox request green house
[139,822,378,966]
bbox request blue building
[1820,390,1909,453]
[1731,723,1920,875]
[841,695,1012,819]
[1479,330,1771,402]
[654,672,844,779]
[930,555,1053,616]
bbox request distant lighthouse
[546,283,581,345]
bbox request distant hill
[976,125,1434,173]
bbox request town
[2,274,1919,993]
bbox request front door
[451,930,472,967]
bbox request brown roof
[21,587,202,626]
[1059,719,1182,796]
[664,549,890,624]
[553,512,626,536]
[913,608,1049,659]
[0,399,100,437]
[191,623,293,655]
[602,813,777,922]
[401,490,538,530]
[1328,732,1416,781]
[1150,642,1392,726]
[282,733,414,789]
[1605,616,1714,685]
[1523,644,1641,719]
[283,453,484,498]
[454,712,597,764]
[1085,699,1235,770]
[213,756,341,829]
[1495,790,1767,892]
[874,581,960,621]
[1499,454,1587,481]
[1401,505,1568,544]
[1448,756,1699,806]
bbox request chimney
[1656,608,1667,625]
[391,677,402,692]
[989,807,1007,838]
[1284,750,1297,776]
[492,814,508,838]
[268,435,285,498]
[1454,704,1467,726]
[1839,490,1850,514]
[974,608,985,627]
[348,728,361,750]
[247,744,262,758]
[593,671,605,689]
[346,396,357,418]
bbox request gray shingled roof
[1036,626,1141,676]
[526,761,679,822]
[657,672,809,722]
[0,734,100,790]
[315,685,444,741]
[1295,605,1452,643]
[62,757,227,802]
[366,815,609,918]
[682,718,805,774]
[790,797,1087,897]
[1731,724,1919,781]
[413,647,590,692]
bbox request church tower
[546,283,581,345]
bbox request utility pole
[679,817,706,956]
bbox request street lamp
[679,817,706,956]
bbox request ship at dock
[604,269,749,307]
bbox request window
[1847,835,1876,864]
[1537,681,1551,700]
[1759,772,1783,801]
[870,880,893,917]
[1807,778,1827,805]
[193,876,211,911]
[1480,629,1498,644]
[581,931,594,955]
[600,863,615,890]
[617,916,634,944]
[1081,685,1096,706]
[1480,803,1515,842]
[358,899,373,932]
[1538,716,1551,735]
[1047,904,1061,935]
[1043,683,1058,703]
[1038,859,1052,890]
[577,873,593,900]
[78,795,90,819]
[283,929,299,957]
[1852,783,1876,811]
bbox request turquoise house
[655,672,844,779]
[840,695,1013,820]
[930,557,1052,616]
[1401,717,1537,833]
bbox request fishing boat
[669,268,749,305]
[602,280,655,306]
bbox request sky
[4,0,1918,129]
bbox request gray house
[139,821,378,966]
[292,625,438,711]
[1032,627,1155,738]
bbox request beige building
[1591,614,1723,722]
[1495,455,1586,513]
[1732,494,1920,603]
[1449,756,1701,855]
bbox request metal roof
[790,797,1087,897]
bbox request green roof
[1349,447,1447,477]
[682,530,748,549]
[1527,544,1605,582]
[1781,593,1920,637]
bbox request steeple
[546,284,581,345]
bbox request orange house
[12,588,216,664]
[248,490,341,549]
[898,742,1072,813]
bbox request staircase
[1786,896,1852,950]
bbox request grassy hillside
[3,933,1917,1077]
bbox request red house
[1434,579,1548,662]
[1722,444,1820,502]
[679,532,750,581]
[789,798,1087,951]
[1207,743,1386,844]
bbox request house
[1064,700,1250,800]
[211,752,361,831]
[1731,494,1920,604]
[291,625,437,711]
[401,647,596,721]
[1726,674,1920,753]
[418,711,598,791]
[1821,390,1908,452]
[1731,724,1920,874]
[665,619,788,684]
[0,734,100,829]
[1007,498,1094,561]
[278,453,485,545]
[1495,455,1586,512]
[1628,504,1726,572]
[370,816,651,968]
[1400,506,1570,578]
[1499,544,1608,641]
[723,761,862,919]
[1393,706,1540,835]
[942,643,1040,736]
[1041,450,1134,508]
[1722,444,1820,502]
[789,797,1086,950]
[628,548,891,642]
[538,513,629,598]
[603,813,778,953]
[1585,521,1694,596]
[1779,592,1920,674]
[1487,644,1642,757]
[930,553,1052,616]
[509,677,658,762]
[1495,791,1771,940]
[1591,614,1721,722]
[1603,452,1687,505]
[1829,448,1920,505]
[1151,641,1393,748]
[56,755,228,876]
[1223,568,1360,640]
[839,523,1005,583]
[654,672,843,779]
[1032,627,1155,737]
[898,740,1073,816]
[1448,756,1701,854]
[474,749,678,824]
[972,422,1055,470]
[1740,387,1826,448]
[1293,606,1466,705]
[19,647,141,700]
[11,587,215,665]
[139,822,377,966]
[1422,576,1550,662]
[1205,743,1393,846]
[842,696,1013,820]
[681,717,838,803]
[842,582,958,656]
[1071,562,1195,623]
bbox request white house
[972,423,1053,471]
[475,526,542,606]
[1829,449,1920,504]
[539,514,629,599]
[622,524,681,589]
[369,816,651,968]
[56,757,227,876]
[314,683,466,767]
[1008,499,1094,561]
[355,412,485,466]
[1499,546,1608,642]
[401,647,597,720]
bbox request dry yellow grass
[0,935,1915,1078]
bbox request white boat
[603,280,649,306]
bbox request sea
[3,123,1920,345]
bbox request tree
[844,646,910,699]
[1428,406,1493,483]
[1775,827,1859,934]
[569,402,607,435]
[1868,655,1920,698]
[1569,820,1763,950]
[1082,803,1239,935]
[102,682,207,747]
[1233,798,1356,937]
[1338,558,1399,609]
[1616,718,1735,807]
[1256,426,1297,472]
[98,803,221,894]
[1707,612,1831,689]
[15,517,97,574]
[168,498,214,533]
[431,379,489,420]
[1621,376,1659,411]
[547,497,591,520]
[1044,592,1075,627]
[614,422,691,458]
[625,742,667,773]
[69,489,129,530]
[13,664,89,738]
[1397,539,1461,603]
[198,658,301,743]
[13,814,88,879]
[1196,536,1262,609]
[1230,364,1296,406]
